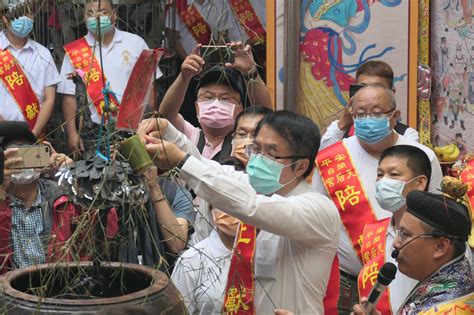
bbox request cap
[197,65,247,105]
[406,190,471,242]
[0,121,36,146]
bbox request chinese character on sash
[335,185,361,210]
[5,71,24,90]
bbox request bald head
[352,83,396,113]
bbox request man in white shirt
[0,8,60,137]
[58,0,150,155]
[358,145,430,313]
[139,111,341,314]
[312,83,442,313]
[320,60,419,150]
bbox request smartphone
[200,45,235,65]
[10,145,51,169]
[349,84,365,98]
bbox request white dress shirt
[320,120,420,150]
[172,230,232,314]
[57,29,149,124]
[163,123,341,314]
[312,134,443,276]
[166,0,266,55]
[0,32,60,122]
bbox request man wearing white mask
[357,145,430,314]
[58,0,151,156]
[0,121,78,273]
[0,5,60,137]
[311,83,443,313]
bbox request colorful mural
[298,0,410,130]
[431,0,474,152]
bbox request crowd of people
[0,0,472,314]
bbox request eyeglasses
[245,144,304,162]
[353,108,395,119]
[197,93,240,105]
[394,229,437,243]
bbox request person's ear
[294,159,310,177]
[195,102,200,116]
[415,175,428,191]
[433,238,451,259]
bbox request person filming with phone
[158,42,272,161]
[0,121,76,273]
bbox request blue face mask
[246,154,297,195]
[9,16,34,38]
[354,116,391,144]
[86,16,113,35]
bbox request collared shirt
[312,134,443,276]
[175,152,341,314]
[181,120,224,160]
[0,32,60,122]
[9,187,46,268]
[172,230,232,314]
[166,0,266,55]
[57,29,150,124]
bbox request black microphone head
[391,249,399,259]
[377,262,397,285]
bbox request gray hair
[352,82,397,109]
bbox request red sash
[317,142,378,261]
[223,223,256,315]
[176,0,212,45]
[0,49,40,130]
[459,159,474,217]
[116,48,165,130]
[64,38,119,118]
[228,0,266,44]
[358,218,392,315]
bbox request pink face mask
[197,99,236,129]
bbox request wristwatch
[177,153,191,169]
[244,66,258,80]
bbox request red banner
[176,0,212,45]
[358,218,392,315]
[116,49,164,131]
[0,49,40,130]
[223,223,256,315]
[317,141,378,261]
[229,0,266,44]
[459,159,474,217]
[64,37,119,119]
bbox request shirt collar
[8,184,42,208]
[284,180,312,197]
[0,31,34,51]
[85,27,123,46]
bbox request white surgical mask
[375,176,418,212]
[11,168,40,185]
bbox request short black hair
[356,60,394,89]
[254,110,321,178]
[233,106,273,133]
[379,145,431,191]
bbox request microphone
[364,262,397,313]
